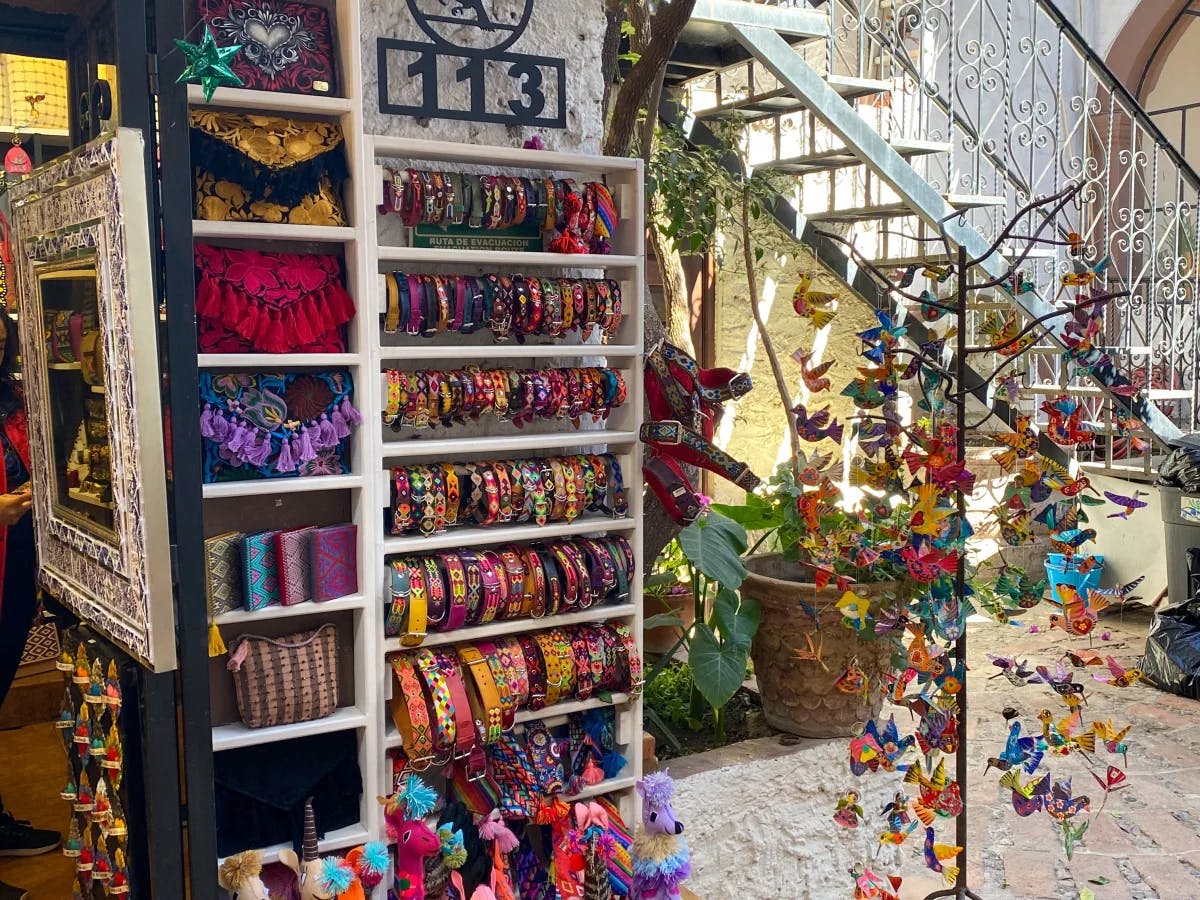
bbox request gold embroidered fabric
[189,110,348,226]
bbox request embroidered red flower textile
[195,244,355,354]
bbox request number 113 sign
[378,0,567,129]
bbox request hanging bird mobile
[792,272,839,329]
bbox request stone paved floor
[667,604,1200,899]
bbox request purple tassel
[227,423,251,455]
[297,426,317,462]
[212,414,232,443]
[316,415,337,450]
[340,397,363,427]
[199,406,215,439]
[247,433,274,468]
[331,407,350,440]
[275,435,295,473]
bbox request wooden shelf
[67,488,114,510]
[381,429,637,460]
[372,137,641,174]
[203,474,363,500]
[192,220,355,244]
[47,361,81,371]
[378,343,640,362]
[216,594,368,627]
[187,84,354,116]
[381,515,636,555]
[220,823,371,868]
[385,694,631,749]
[382,603,636,654]
[376,246,639,270]
[198,353,363,369]
[212,706,368,752]
[566,775,638,803]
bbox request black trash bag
[1141,606,1200,699]
[1158,434,1200,492]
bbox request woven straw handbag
[226,624,338,728]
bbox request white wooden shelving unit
[193,0,383,874]
[195,0,646,882]
[364,135,646,829]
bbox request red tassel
[534,796,570,826]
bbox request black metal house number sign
[379,0,567,128]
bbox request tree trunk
[603,0,698,158]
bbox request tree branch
[604,0,698,157]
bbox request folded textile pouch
[195,244,355,353]
[200,370,361,482]
[199,0,337,96]
[214,730,362,857]
[190,110,349,225]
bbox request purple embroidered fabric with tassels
[199,370,361,483]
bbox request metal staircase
[673,0,1200,479]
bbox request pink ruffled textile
[195,244,355,354]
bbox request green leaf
[711,588,761,650]
[689,623,749,709]
[754,246,765,262]
[711,493,783,531]
[643,612,687,631]
[678,510,749,589]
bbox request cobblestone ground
[967,606,1200,900]
[668,604,1200,899]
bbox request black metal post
[152,0,219,893]
[923,246,984,900]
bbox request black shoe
[0,805,59,856]
[0,881,28,900]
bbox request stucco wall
[710,218,880,505]
[360,0,607,152]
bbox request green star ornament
[174,26,243,101]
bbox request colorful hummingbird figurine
[857,309,908,363]
[852,867,903,900]
[900,543,959,584]
[910,482,953,538]
[904,760,964,825]
[1046,584,1107,636]
[1092,656,1146,688]
[991,415,1040,471]
[1089,765,1128,796]
[1031,662,1088,703]
[1000,770,1051,817]
[1045,777,1091,822]
[793,403,845,443]
[1037,708,1097,755]
[1059,254,1110,289]
[987,655,1035,687]
[993,506,1034,547]
[994,567,1048,609]
[1090,720,1132,765]
[1104,489,1149,519]
[1049,528,1098,560]
[997,719,1045,774]
[922,827,962,886]
[792,272,839,329]
[978,310,1034,356]
[1041,396,1095,447]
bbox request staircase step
[697,75,890,120]
[806,194,1004,224]
[873,246,1058,270]
[1022,383,1192,400]
[1023,344,1153,357]
[760,138,950,175]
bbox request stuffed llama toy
[631,773,690,900]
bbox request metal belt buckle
[728,372,753,399]
[653,420,683,444]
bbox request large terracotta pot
[743,555,898,738]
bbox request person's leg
[0,515,36,707]
[0,515,60,859]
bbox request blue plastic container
[1044,539,1104,594]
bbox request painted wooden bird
[1092,656,1146,688]
[992,415,1040,471]
[1104,490,1149,519]
[922,827,962,886]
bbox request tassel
[275,435,295,473]
[331,407,350,440]
[479,813,520,853]
[248,433,274,468]
[208,621,226,658]
[581,759,605,786]
[226,423,251,455]
[316,415,338,449]
[534,796,570,827]
[297,426,317,462]
[199,406,215,439]
[601,750,626,779]
[341,396,363,427]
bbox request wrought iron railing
[811,0,1200,459]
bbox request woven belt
[389,655,435,767]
